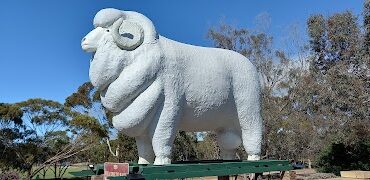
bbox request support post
[218,175,229,180]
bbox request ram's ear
[112,18,144,50]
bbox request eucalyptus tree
[0,98,109,179]
[1,100,71,179]
[0,103,23,169]
[206,20,312,160]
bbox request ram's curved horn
[112,18,144,50]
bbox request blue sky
[0,0,363,103]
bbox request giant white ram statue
[81,8,263,165]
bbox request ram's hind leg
[216,129,241,160]
[234,95,262,160]
[232,66,263,161]
[239,116,262,161]
[235,101,263,160]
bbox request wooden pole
[218,175,229,180]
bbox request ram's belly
[175,49,239,131]
[179,71,240,132]
[179,97,239,132]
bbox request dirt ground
[190,169,340,180]
[282,169,339,180]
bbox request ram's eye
[106,29,110,32]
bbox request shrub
[0,171,19,180]
[316,140,370,175]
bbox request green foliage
[307,11,361,75]
[172,131,198,161]
[0,171,19,180]
[0,99,71,178]
[116,132,138,162]
[362,0,370,65]
[65,82,95,109]
[317,140,370,175]
[65,81,112,133]
[207,18,313,161]
[44,131,70,150]
[196,133,220,160]
[0,97,112,179]
[1,3,369,178]
[307,14,327,74]
[207,22,274,72]
[205,2,369,166]
[16,98,68,136]
[65,82,115,164]
[327,11,360,63]
[0,103,24,150]
[70,114,108,138]
[0,103,23,125]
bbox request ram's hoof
[138,157,152,164]
[153,157,171,165]
[247,155,260,161]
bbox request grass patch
[34,165,88,179]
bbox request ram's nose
[81,37,88,47]
[81,38,96,52]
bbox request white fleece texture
[82,8,263,165]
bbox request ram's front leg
[151,98,182,165]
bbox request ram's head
[81,9,144,52]
[81,8,157,92]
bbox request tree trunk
[54,163,57,178]
[27,169,33,180]
[308,159,312,169]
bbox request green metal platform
[70,160,292,180]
